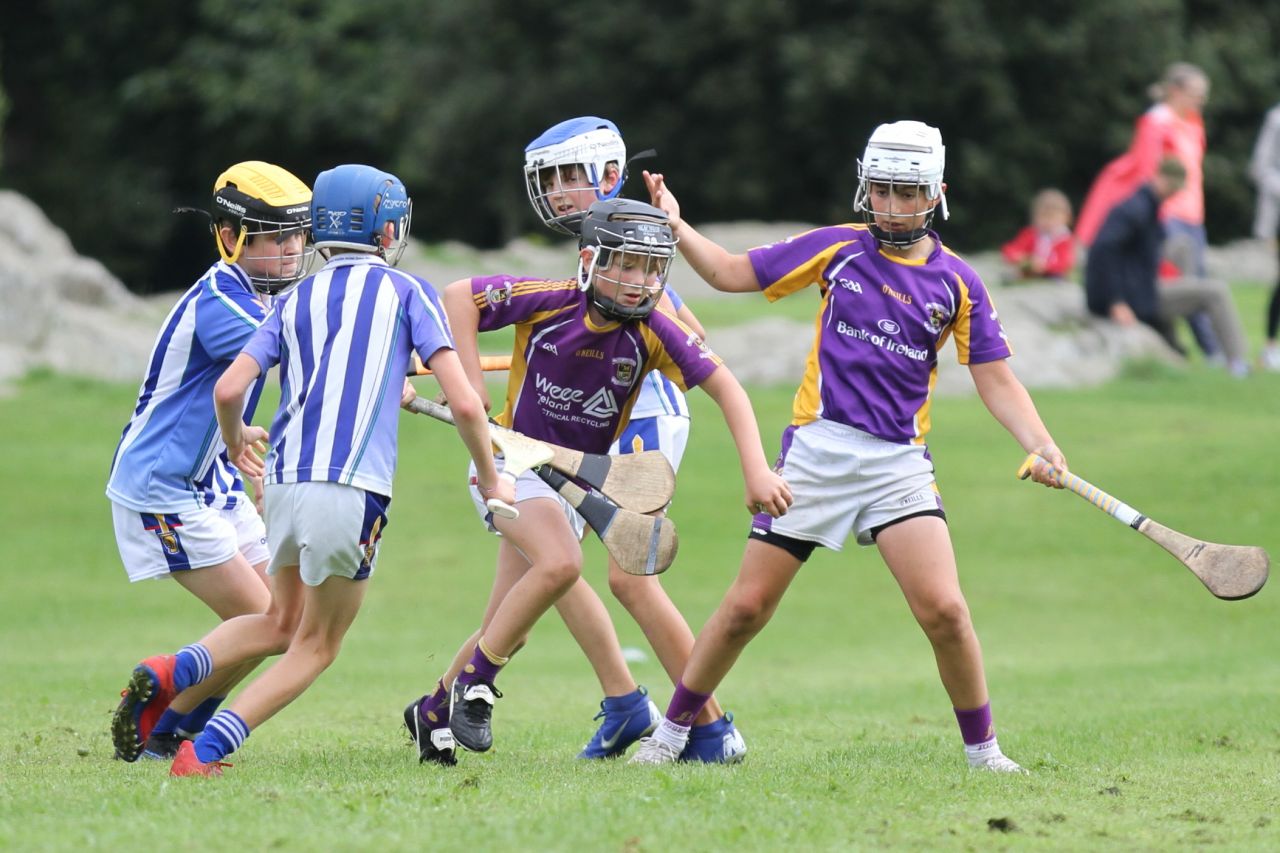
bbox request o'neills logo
[285,205,309,215]
[216,196,247,215]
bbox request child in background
[1000,189,1076,282]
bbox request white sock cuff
[655,719,691,750]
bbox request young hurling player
[411,198,790,761]
[404,117,745,765]
[107,162,313,762]
[113,164,515,777]
[630,121,1067,772]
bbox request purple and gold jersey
[748,224,1011,445]
[472,275,720,453]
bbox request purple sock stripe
[954,702,995,746]
[665,680,711,726]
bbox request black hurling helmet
[577,198,676,322]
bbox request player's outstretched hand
[227,424,269,480]
[745,468,793,517]
[643,170,683,232]
[1025,443,1067,489]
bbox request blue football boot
[578,686,661,759]
[678,712,747,764]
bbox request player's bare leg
[177,567,367,771]
[121,554,271,759]
[631,539,801,764]
[877,515,1024,772]
[607,560,721,725]
[447,498,585,752]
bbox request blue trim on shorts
[141,512,192,572]
[616,417,661,455]
[355,492,390,581]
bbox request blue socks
[173,643,213,693]
[194,710,249,763]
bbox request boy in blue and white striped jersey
[114,164,514,777]
[107,161,313,762]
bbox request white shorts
[265,481,390,586]
[608,415,691,473]
[111,499,269,583]
[750,418,945,552]
[468,459,587,541]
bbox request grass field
[1,287,1278,851]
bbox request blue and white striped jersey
[242,254,454,498]
[628,285,691,420]
[106,262,267,512]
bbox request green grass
[2,315,1279,850]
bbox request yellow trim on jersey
[911,364,940,445]
[790,290,831,426]
[948,273,976,365]
[493,304,579,429]
[471,278,578,309]
[760,235,859,302]
[635,311,722,393]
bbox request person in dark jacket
[1085,157,1249,375]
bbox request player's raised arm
[643,170,759,293]
[697,365,792,516]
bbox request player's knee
[719,591,773,640]
[539,553,583,593]
[917,596,972,643]
[608,569,655,608]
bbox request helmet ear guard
[209,161,314,294]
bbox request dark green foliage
[1,0,1278,292]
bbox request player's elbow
[447,393,486,425]
[213,373,243,410]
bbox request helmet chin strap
[868,222,931,248]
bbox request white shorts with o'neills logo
[265,481,390,586]
[751,418,943,550]
[111,499,269,583]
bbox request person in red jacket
[1001,189,1076,282]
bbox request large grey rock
[0,190,160,393]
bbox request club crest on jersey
[484,280,513,307]
[923,301,950,335]
[611,357,637,387]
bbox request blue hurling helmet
[311,165,413,265]
[524,116,627,235]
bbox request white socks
[651,719,691,752]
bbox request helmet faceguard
[311,165,413,266]
[577,198,675,322]
[211,161,314,295]
[852,120,949,249]
[524,117,627,235]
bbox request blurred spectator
[1076,62,1219,357]
[1250,101,1280,371]
[1084,157,1250,376]
[1000,189,1076,282]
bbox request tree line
[2,0,1278,293]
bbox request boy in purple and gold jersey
[406,119,743,767]
[630,121,1068,773]
[423,198,791,758]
